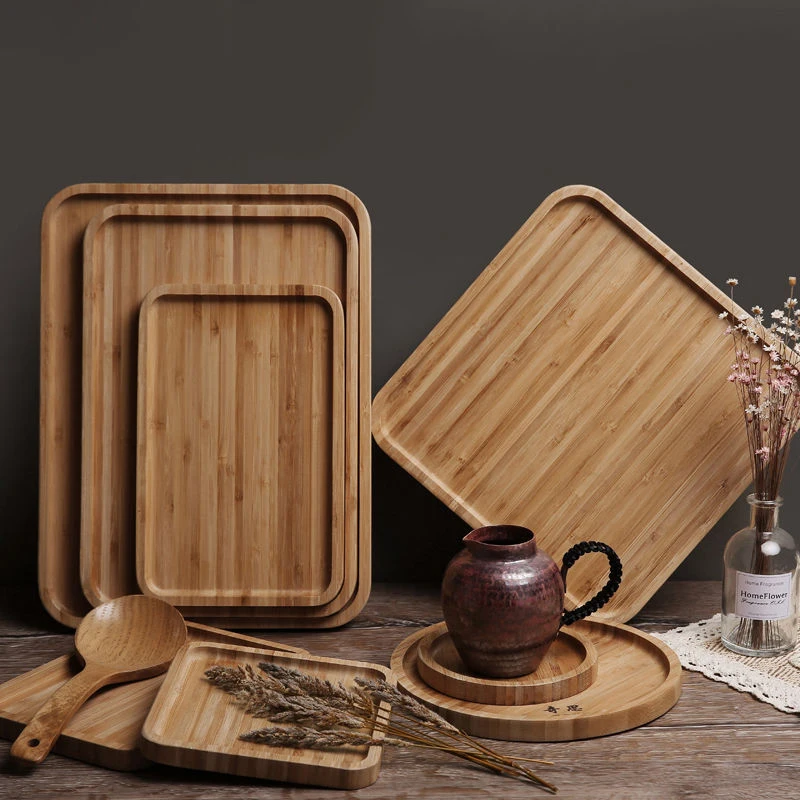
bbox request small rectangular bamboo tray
[141,642,392,790]
[137,284,346,608]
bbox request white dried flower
[726,278,739,286]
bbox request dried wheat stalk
[205,662,557,793]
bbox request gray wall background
[2,0,800,594]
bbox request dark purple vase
[441,525,622,679]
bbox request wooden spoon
[10,594,186,764]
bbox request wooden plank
[631,580,723,626]
[2,724,800,799]
[0,581,797,799]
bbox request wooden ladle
[11,594,187,764]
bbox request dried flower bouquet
[722,277,800,503]
[205,661,557,793]
[721,277,800,653]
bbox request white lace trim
[654,614,800,713]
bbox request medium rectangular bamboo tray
[137,284,346,608]
[82,203,359,619]
[39,183,371,629]
[373,185,756,622]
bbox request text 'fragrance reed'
[719,278,800,657]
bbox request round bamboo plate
[391,619,681,742]
[416,623,598,706]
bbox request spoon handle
[10,663,111,763]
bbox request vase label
[734,571,793,620]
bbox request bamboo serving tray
[137,284,345,608]
[141,642,392,790]
[0,623,306,770]
[373,184,755,622]
[80,202,362,625]
[416,624,598,705]
[39,183,371,629]
[391,619,681,741]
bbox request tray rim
[136,283,347,607]
[79,201,361,618]
[372,184,766,622]
[391,619,682,742]
[39,183,371,629]
[140,640,393,789]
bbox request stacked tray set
[39,184,372,629]
[0,182,389,789]
[1,182,760,788]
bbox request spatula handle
[10,663,110,764]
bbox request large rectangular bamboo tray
[373,185,755,622]
[40,183,371,629]
[141,642,392,790]
[137,284,346,608]
[0,623,306,770]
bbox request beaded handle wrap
[560,541,623,627]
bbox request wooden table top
[0,581,797,799]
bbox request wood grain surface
[373,185,757,624]
[2,583,800,799]
[141,643,392,790]
[392,619,681,740]
[416,624,598,705]
[0,622,305,771]
[39,184,372,630]
[80,202,364,626]
[136,285,345,609]
[9,596,187,764]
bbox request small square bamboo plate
[141,642,392,790]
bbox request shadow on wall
[371,442,470,583]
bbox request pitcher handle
[560,541,623,626]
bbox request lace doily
[654,615,800,713]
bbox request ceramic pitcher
[441,525,622,678]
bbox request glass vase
[721,495,799,657]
